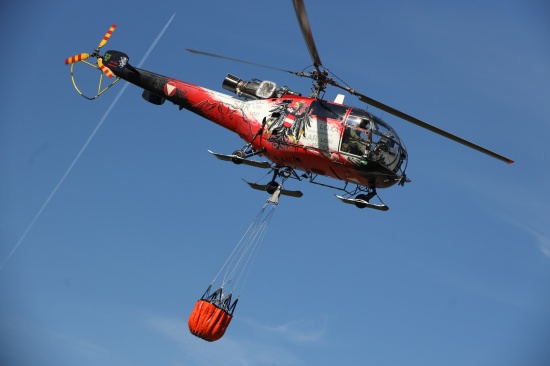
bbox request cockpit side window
[341,126,371,156]
[346,115,371,129]
[341,113,372,157]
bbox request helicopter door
[305,100,348,158]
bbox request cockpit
[306,100,407,176]
[341,107,407,174]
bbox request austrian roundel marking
[164,81,177,97]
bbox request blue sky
[1,0,550,365]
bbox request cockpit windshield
[371,115,397,139]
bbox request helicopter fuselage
[108,51,407,190]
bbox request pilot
[372,137,390,163]
[343,127,371,156]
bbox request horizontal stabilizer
[142,90,165,105]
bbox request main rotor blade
[341,85,514,164]
[292,0,322,68]
[185,48,301,76]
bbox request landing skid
[336,195,389,211]
[208,150,271,169]
[244,180,303,198]
[210,149,388,210]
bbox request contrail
[1,13,176,271]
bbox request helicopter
[65,0,513,211]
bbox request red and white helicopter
[65,0,513,211]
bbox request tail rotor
[64,24,120,99]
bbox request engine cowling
[222,73,277,99]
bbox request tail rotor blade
[65,53,90,65]
[64,24,116,65]
[97,58,115,78]
[98,24,116,49]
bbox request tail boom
[106,50,256,137]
